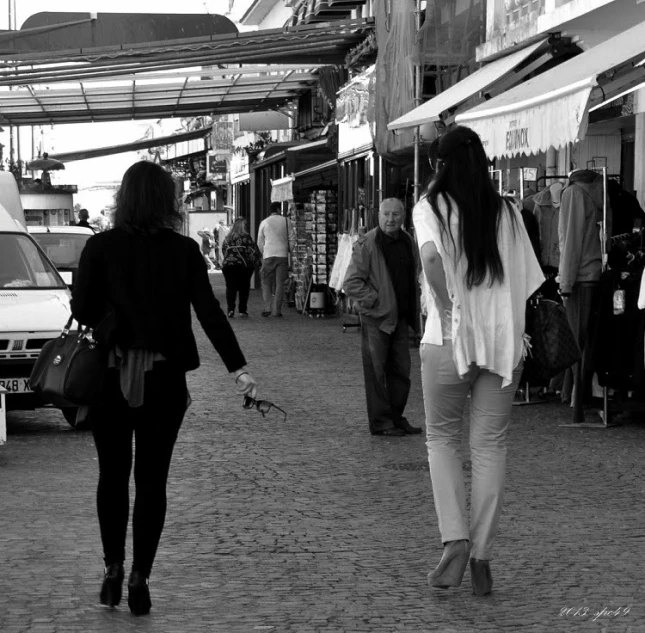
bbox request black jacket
[71,227,246,373]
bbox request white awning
[387,39,546,131]
[270,175,295,203]
[456,19,645,158]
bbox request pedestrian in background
[414,126,543,595]
[222,216,261,318]
[197,228,215,271]
[71,161,257,616]
[76,208,92,229]
[257,201,296,317]
[343,197,422,437]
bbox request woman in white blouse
[413,126,544,596]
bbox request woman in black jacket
[71,161,257,616]
[221,216,261,317]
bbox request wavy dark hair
[114,161,183,233]
[425,126,514,289]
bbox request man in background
[343,198,422,437]
[76,208,92,229]
[257,202,296,318]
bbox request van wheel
[61,407,91,430]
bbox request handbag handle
[62,315,97,344]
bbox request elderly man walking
[343,198,422,436]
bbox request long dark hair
[114,161,183,233]
[425,126,513,289]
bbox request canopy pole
[413,0,422,204]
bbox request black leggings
[90,363,188,577]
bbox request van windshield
[0,233,67,289]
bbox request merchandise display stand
[303,189,338,318]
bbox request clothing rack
[536,173,623,190]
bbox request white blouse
[413,194,545,387]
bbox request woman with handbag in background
[221,216,261,318]
[71,161,257,616]
[413,126,544,596]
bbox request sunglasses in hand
[243,395,287,422]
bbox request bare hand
[236,373,257,399]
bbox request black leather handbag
[29,316,108,408]
[523,296,582,384]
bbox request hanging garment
[607,180,645,236]
[639,267,645,310]
[329,232,358,291]
[532,182,564,268]
[591,267,645,391]
[558,170,612,295]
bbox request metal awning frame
[0,18,374,126]
[0,66,320,126]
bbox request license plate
[0,378,32,393]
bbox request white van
[0,179,79,428]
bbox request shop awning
[47,127,211,162]
[294,159,337,178]
[287,139,328,152]
[270,175,295,203]
[387,39,547,131]
[0,18,373,126]
[456,19,645,158]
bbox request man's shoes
[373,427,406,436]
[396,417,423,434]
[399,422,423,434]
[227,311,235,318]
[261,311,271,317]
[239,312,249,318]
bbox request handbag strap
[285,216,291,254]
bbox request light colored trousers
[260,256,289,316]
[420,341,522,560]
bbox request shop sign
[505,120,530,154]
[207,155,228,183]
[461,83,593,159]
[212,121,234,152]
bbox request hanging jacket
[558,170,612,294]
[532,184,562,268]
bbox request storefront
[230,147,251,221]
[264,155,340,316]
[452,21,645,426]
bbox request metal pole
[602,165,609,427]
[413,0,422,204]
[519,167,525,200]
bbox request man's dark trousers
[360,315,411,433]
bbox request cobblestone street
[1,274,644,633]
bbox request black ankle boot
[128,571,151,616]
[100,562,124,607]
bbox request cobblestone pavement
[1,273,645,633]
